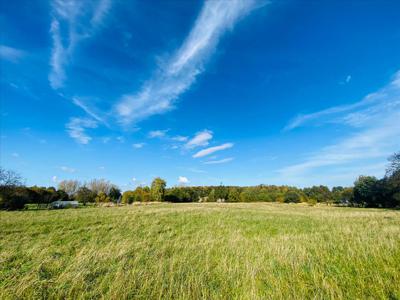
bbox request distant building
[51,200,79,209]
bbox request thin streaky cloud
[193,143,234,158]
[0,45,25,63]
[66,117,98,144]
[171,136,188,142]
[204,157,234,164]
[148,130,169,138]
[115,0,265,124]
[60,166,76,173]
[49,0,112,89]
[72,97,105,123]
[133,143,145,149]
[279,70,400,178]
[283,71,400,131]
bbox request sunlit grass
[1,203,399,299]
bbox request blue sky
[1,0,400,189]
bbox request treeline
[0,175,123,210]
[0,152,399,210]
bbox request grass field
[1,203,399,299]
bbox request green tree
[109,186,122,203]
[208,189,216,202]
[150,178,166,202]
[95,192,111,203]
[284,191,301,203]
[228,188,240,202]
[122,191,135,204]
[353,176,379,207]
[75,187,96,205]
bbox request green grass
[1,203,399,299]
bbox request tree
[122,191,135,204]
[150,178,166,202]
[109,186,122,203]
[303,186,332,203]
[87,179,113,195]
[58,180,80,197]
[386,152,400,178]
[228,188,240,202]
[284,191,301,203]
[165,187,191,202]
[353,176,379,207]
[0,167,23,187]
[95,192,111,203]
[208,189,216,202]
[75,187,96,205]
[0,187,29,210]
[0,168,27,210]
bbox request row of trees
[121,152,398,207]
[0,173,123,210]
[1,152,399,210]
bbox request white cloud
[49,0,112,89]
[0,45,25,63]
[133,143,145,149]
[98,166,105,170]
[282,72,397,131]
[90,0,111,27]
[11,152,19,158]
[345,75,352,83]
[279,70,400,184]
[72,97,105,123]
[193,143,234,158]
[132,177,137,182]
[49,19,67,89]
[115,0,264,124]
[148,130,169,138]
[66,117,98,144]
[52,175,59,183]
[171,135,188,142]
[178,176,189,185]
[185,129,213,149]
[60,166,76,173]
[204,157,234,164]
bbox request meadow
[0,203,399,299]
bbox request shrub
[284,191,301,203]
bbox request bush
[95,192,111,203]
[0,187,29,210]
[284,191,301,203]
[122,191,135,204]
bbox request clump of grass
[1,203,399,299]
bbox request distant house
[51,200,79,209]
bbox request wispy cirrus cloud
[148,130,169,138]
[171,135,188,142]
[193,143,234,158]
[115,0,265,124]
[66,117,98,144]
[279,71,400,184]
[60,166,76,173]
[0,45,25,63]
[204,157,234,164]
[72,97,106,123]
[283,73,398,131]
[49,0,111,89]
[132,143,145,149]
